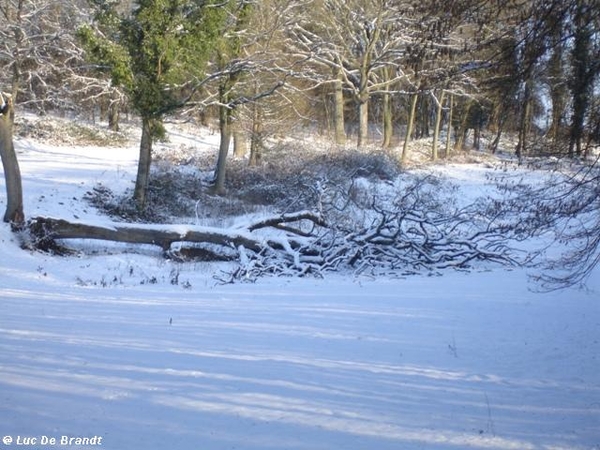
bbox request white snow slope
[1,122,599,450]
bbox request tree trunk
[10,2,25,105]
[249,102,263,167]
[357,92,369,148]
[516,81,532,159]
[401,92,419,165]
[454,128,467,153]
[548,32,566,142]
[108,101,120,132]
[333,71,346,146]
[355,60,371,149]
[568,1,593,158]
[133,117,154,209]
[416,94,430,139]
[473,123,481,151]
[28,211,325,256]
[432,90,445,161]
[233,124,247,158]
[212,103,231,195]
[489,120,504,154]
[445,93,453,158]
[454,99,473,153]
[11,56,21,105]
[382,91,393,149]
[569,98,586,158]
[0,94,24,226]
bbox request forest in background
[1,0,599,174]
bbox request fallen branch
[28,216,270,252]
[25,175,520,282]
[247,210,327,235]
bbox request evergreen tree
[78,0,226,208]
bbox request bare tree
[291,0,414,148]
[207,0,294,195]
[0,0,89,111]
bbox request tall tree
[79,0,226,208]
[206,0,298,193]
[546,10,568,142]
[567,0,599,157]
[211,1,254,195]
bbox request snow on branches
[26,173,518,282]
[227,173,518,281]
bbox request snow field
[1,269,598,449]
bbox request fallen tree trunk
[29,217,264,252]
[27,211,326,258]
[28,215,320,252]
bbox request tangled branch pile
[227,174,518,281]
[483,159,600,290]
[27,173,519,282]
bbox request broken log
[29,217,266,252]
[26,212,326,259]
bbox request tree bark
[357,91,369,148]
[488,101,506,154]
[28,211,325,255]
[232,124,247,158]
[401,92,419,165]
[454,99,473,153]
[9,0,25,104]
[29,217,266,252]
[548,30,566,142]
[249,102,263,167]
[333,71,346,146]
[568,1,593,158]
[108,101,120,132]
[516,81,532,159]
[212,102,231,195]
[445,93,453,158]
[432,90,445,161]
[416,94,430,139]
[0,93,24,226]
[133,116,154,209]
[382,90,393,149]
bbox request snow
[1,119,599,450]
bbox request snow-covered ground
[1,119,599,450]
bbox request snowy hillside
[0,117,599,450]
